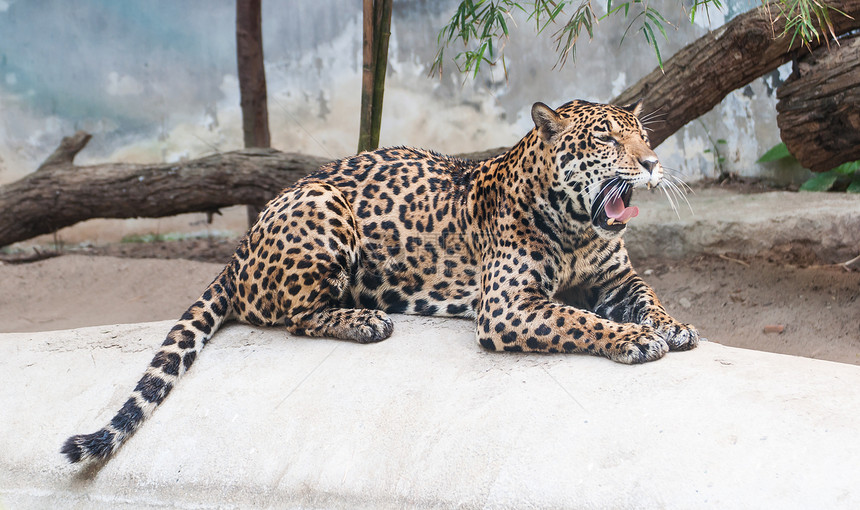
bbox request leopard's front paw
[653,321,700,351]
[608,325,669,364]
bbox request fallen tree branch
[613,0,860,148]
[0,134,328,247]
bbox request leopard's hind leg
[235,180,393,343]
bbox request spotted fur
[62,100,698,463]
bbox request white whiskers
[584,168,692,222]
[584,177,612,198]
[593,178,628,218]
[657,168,694,219]
[638,107,667,133]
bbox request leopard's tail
[61,263,236,463]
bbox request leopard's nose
[639,157,658,175]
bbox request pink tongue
[605,195,639,222]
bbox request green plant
[698,120,728,178]
[430,0,682,77]
[774,0,845,48]
[121,233,169,244]
[757,142,860,192]
[431,0,841,77]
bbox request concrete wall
[0,0,809,186]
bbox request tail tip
[61,435,85,463]
[61,429,116,464]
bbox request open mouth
[591,179,639,232]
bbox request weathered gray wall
[0,0,807,186]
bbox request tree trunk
[236,0,271,225]
[236,0,270,149]
[357,0,393,154]
[776,34,860,172]
[613,0,860,149]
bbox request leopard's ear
[622,99,644,118]
[531,102,563,142]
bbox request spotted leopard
[62,99,699,463]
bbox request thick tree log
[0,133,327,247]
[776,34,860,172]
[613,0,860,148]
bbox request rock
[626,188,860,263]
[3,319,860,508]
[764,324,786,334]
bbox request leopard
[62,99,699,463]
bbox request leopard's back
[235,146,483,323]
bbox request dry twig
[718,253,751,267]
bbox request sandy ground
[635,255,860,366]
[2,239,858,365]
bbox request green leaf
[847,178,860,193]
[645,9,669,41]
[831,160,860,176]
[757,142,793,163]
[497,12,509,36]
[799,171,838,192]
[641,21,663,68]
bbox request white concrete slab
[2,316,859,509]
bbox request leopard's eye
[593,133,617,146]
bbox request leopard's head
[531,100,661,239]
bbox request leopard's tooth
[620,218,630,225]
[606,218,615,226]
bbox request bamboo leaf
[832,160,860,176]
[757,142,794,163]
[497,12,509,36]
[641,21,663,67]
[799,171,839,191]
[646,11,669,41]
